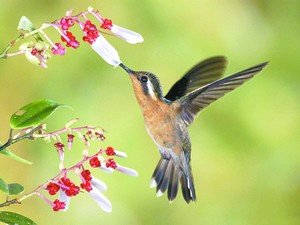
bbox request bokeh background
[0,1,299,225]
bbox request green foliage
[17,16,43,42]
[8,183,24,196]
[10,99,69,129]
[17,16,35,32]
[0,179,8,194]
[0,142,32,165]
[0,211,37,225]
[0,178,24,196]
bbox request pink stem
[35,192,54,206]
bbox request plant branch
[0,34,24,59]
[0,198,20,208]
[0,125,43,152]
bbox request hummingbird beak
[119,63,134,75]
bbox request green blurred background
[0,1,299,225]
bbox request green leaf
[0,211,37,225]
[0,141,32,165]
[0,179,24,196]
[0,178,8,194]
[8,183,24,196]
[0,147,32,165]
[17,16,43,42]
[17,16,35,32]
[10,99,70,129]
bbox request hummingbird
[119,56,268,203]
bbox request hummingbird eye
[140,76,148,83]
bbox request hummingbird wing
[165,56,228,101]
[178,62,268,125]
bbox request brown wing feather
[179,62,268,125]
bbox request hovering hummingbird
[119,56,268,203]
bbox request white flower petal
[91,176,107,192]
[98,164,114,173]
[114,150,128,158]
[91,35,121,67]
[110,25,144,44]
[89,187,112,213]
[115,164,139,176]
[24,50,40,65]
[19,41,33,51]
[59,189,70,211]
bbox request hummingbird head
[120,63,163,101]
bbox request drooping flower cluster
[32,119,138,213]
[0,6,143,68]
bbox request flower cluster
[60,17,75,30]
[1,6,143,68]
[19,42,51,68]
[31,119,138,213]
[53,199,66,211]
[60,31,80,49]
[82,20,99,44]
[42,145,135,212]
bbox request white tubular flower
[115,164,138,176]
[110,24,144,44]
[91,35,121,67]
[91,176,107,192]
[98,163,114,173]
[89,186,112,213]
[59,189,70,211]
[114,150,128,158]
[99,17,144,44]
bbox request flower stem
[0,198,20,208]
[0,125,43,152]
[0,34,24,59]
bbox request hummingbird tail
[180,162,196,203]
[150,157,196,203]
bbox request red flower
[106,158,117,169]
[101,18,113,30]
[89,157,101,168]
[105,146,116,156]
[61,31,80,49]
[67,134,75,149]
[54,142,65,151]
[80,181,93,192]
[82,20,99,44]
[60,17,75,30]
[80,169,93,192]
[81,170,92,181]
[53,199,66,211]
[46,182,60,195]
[60,177,79,197]
[51,43,66,55]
